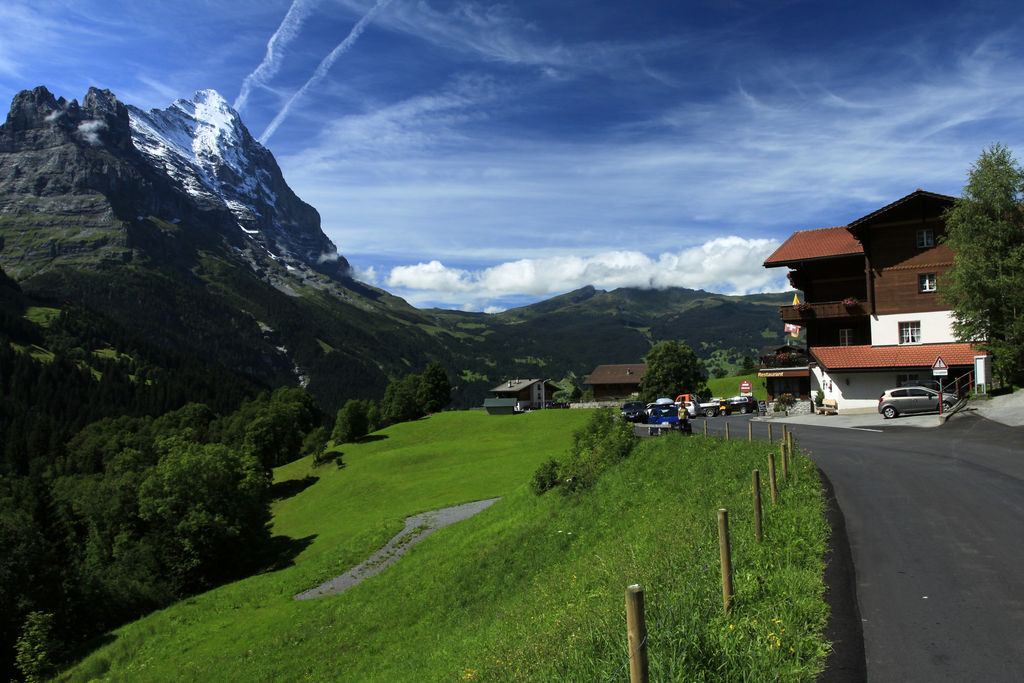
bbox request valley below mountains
[0,85,789,412]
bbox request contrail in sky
[259,0,394,144]
[234,0,320,112]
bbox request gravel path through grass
[294,497,501,600]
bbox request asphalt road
[700,412,1024,681]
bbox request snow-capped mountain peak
[127,90,347,276]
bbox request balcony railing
[760,353,809,369]
[779,300,867,322]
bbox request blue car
[647,404,692,433]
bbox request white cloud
[382,237,786,309]
[76,119,106,145]
[351,264,379,283]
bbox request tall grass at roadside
[62,414,828,681]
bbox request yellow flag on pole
[792,292,800,305]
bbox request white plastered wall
[812,366,909,413]
[870,310,956,345]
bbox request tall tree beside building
[638,341,706,402]
[942,143,1024,384]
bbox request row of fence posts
[622,425,796,683]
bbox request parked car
[898,379,942,392]
[878,386,958,419]
[726,395,758,414]
[675,394,700,417]
[646,397,675,415]
[620,400,647,423]
[709,397,732,417]
[646,403,692,433]
[674,394,726,417]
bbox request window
[916,229,934,248]
[897,373,920,386]
[919,273,937,292]
[839,328,853,346]
[899,321,921,344]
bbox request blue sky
[2,0,1023,311]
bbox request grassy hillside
[62,410,828,681]
[707,373,769,402]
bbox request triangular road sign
[932,356,947,370]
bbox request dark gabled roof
[483,398,517,407]
[763,226,863,268]
[765,190,957,269]
[583,364,647,385]
[810,343,982,370]
[846,189,956,233]
[489,378,561,394]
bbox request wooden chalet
[763,189,989,411]
[583,364,646,400]
[488,378,562,411]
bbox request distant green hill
[7,254,789,413]
[0,84,791,413]
[432,285,790,401]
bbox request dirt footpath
[294,497,500,600]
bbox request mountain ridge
[0,85,792,411]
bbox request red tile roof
[763,226,863,267]
[584,364,647,385]
[810,343,983,370]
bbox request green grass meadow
[62,410,829,681]
[706,373,768,402]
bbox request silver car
[878,386,957,419]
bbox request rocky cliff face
[0,86,349,281]
[128,90,349,278]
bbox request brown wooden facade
[583,364,646,400]
[772,191,956,334]
[849,196,954,317]
[762,190,984,409]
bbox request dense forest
[0,264,461,680]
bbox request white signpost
[933,357,948,415]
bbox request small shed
[483,398,517,415]
[583,364,647,400]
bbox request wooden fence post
[625,584,650,683]
[748,421,752,442]
[781,442,788,480]
[768,453,777,503]
[718,509,733,613]
[768,423,774,443]
[704,419,708,437]
[725,422,730,441]
[753,470,763,543]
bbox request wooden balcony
[779,300,867,322]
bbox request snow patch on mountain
[126,89,347,276]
